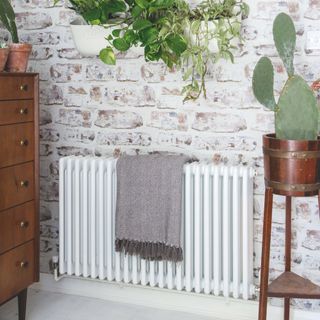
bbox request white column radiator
[59,156,255,300]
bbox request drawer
[0,100,34,125]
[0,201,35,254]
[0,123,34,168]
[0,162,34,211]
[0,241,34,304]
[0,76,34,100]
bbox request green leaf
[124,30,136,44]
[166,34,187,55]
[151,0,174,8]
[107,0,127,13]
[139,27,159,45]
[133,18,153,30]
[191,20,201,34]
[99,47,116,65]
[82,8,101,24]
[132,5,143,18]
[113,38,131,51]
[112,29,122,37]
[0,0,19,43]
[183,67,193,81]
[135,0,149,9]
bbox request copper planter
[263,133,320,196]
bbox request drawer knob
[20,84,28,91]
[20,180,29,188]
[20,261,29,268]
[20,108,28,115]
[20,221,29,228]
[20,139,29,146]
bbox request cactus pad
[273,13,296,77]
[276,75,318,140]
[252,57,277,111]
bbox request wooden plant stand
[259,134,320,320]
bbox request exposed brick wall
[3,0,320,311]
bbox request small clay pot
[6,43,32,72]
[0,48,10,72]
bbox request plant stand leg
[18,289,27,320]
[284,196,292,320]
[258,187,273,320]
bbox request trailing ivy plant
[56,0,249,101]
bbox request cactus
[252,13,319,141]
[273,12,296,77]
[0,0,19,43]
[252,57,276,111]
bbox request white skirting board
[33,274,319,320]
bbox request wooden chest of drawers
[0,73,39,320]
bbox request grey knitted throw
[115,154,189,262]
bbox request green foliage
[99,47,116,64]
[252,57,276,111]
[273,12,296,77]
[276,76,318,140]
[252,13,319,140]
[0,0,19,43]
[57,0,248,101]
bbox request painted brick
[20,31,60,45]
[60,128,96,144]
[40,128,60,142]
[57,10,78,26]
[86,63,116,81]
[149,111,188,131]
[56,109,91,128]
[57,48,82,59]
[303,230,320,250]
[50,63,83,82]
[94,110,143,129]
[96,132,152,146]
[30,47,54,60]
[16,12,53,30]
[56,146,93,157]
[17,0,57,8]
[192,112,247,132]
[40,109,52,126]
[40,85,63,105]
[107,85,156,107]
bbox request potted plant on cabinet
[56,0,249,101]
[253,12,320,320]
[0,43,9,72]
[0,0,32,72]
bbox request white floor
[0,289,220,320]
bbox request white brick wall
[4,0,320,311]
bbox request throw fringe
[115,239,183,262]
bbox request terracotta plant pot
[6,43,32,72]
[0,48,10,72]
[263,133,320,197]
